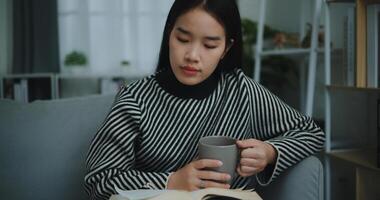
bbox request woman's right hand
[166,159,232,191]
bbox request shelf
[327,0,380,4]
[365,0,380,4]
[259,48,324,56]
[327,149,380,171]
[0,73,144,101]
[326,0,355,3]
[0,73,55,78]
[327,85,380,91]
[57,73,145,79]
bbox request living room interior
[0,0,379,199]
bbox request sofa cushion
[0,95,115,200]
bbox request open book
[110,187,262,200]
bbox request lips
[181,65,200,76]
[182,65,199,72]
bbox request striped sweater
[85,68,325,200]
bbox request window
[58,0,174,76]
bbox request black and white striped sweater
[85,68,325,200]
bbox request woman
[85,0,325,199]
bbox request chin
[177,76,202,86]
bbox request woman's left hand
[236,139,277,177]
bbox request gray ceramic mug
[198,136,239,184]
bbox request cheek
[169,40,183,62]
[169,43,178,68]
[204,49,224,67]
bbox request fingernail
[226,175,231,180]
[218,161,223,166]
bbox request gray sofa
[0,95,323,200]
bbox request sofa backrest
[0,94,324,200]
[0,95,115,200]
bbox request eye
[204,44,217,49]
[177,37,189,43]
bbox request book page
[115,187,168,200]
[149,190,193,200]
[113,187,262,200]
[192,188,262,200]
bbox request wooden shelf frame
[328,149,379,171]
[356,0,367,87]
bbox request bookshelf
[356,0,367,87]
[324,1,380,199]
[328,149,379,171]
[0,74,56,103]
[326,148,380,200]
[325,0,380,153]
[324,86,380,200]
[254,0,325,116]
[0,73,143,102]
[55,74,140,99]
[353,0,380,87]
[366,0,380,4]
[368,5,380,88]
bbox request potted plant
[241,18,277,77]
[64,51,87,73]
[121,60,130,67]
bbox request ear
[221,39,234,59]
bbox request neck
[156,67,220,100]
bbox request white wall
[238,0,261,23]
[0,0,7,74]
[58,0,174,76]
[239,0,310,34]
[0,0,11,75]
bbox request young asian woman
[84,0,325,199]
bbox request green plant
[241,18,277,77]
[64,51,87,67]
[241,18,277,44]
[121,60,130,67]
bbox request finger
[241,147,266,159]
[198,170,231,182]
[240,147,259,158]
[240,165,258,174]
[236,139,260,148]
[237,165,251,177]
[240,158,257,166]
[193,159,223,169]
[200,180,230,189]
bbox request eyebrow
[176,27,222,41]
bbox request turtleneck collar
[156,67,220,100]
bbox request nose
[184,44,200,63]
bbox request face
[169,8,228,85]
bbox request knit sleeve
[84,87,170,200]
[245,78,325,186]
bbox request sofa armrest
[256,156,324,200]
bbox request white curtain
[58,0,174,76]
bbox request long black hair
[156,0,243,73]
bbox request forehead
[174,8,225,37]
